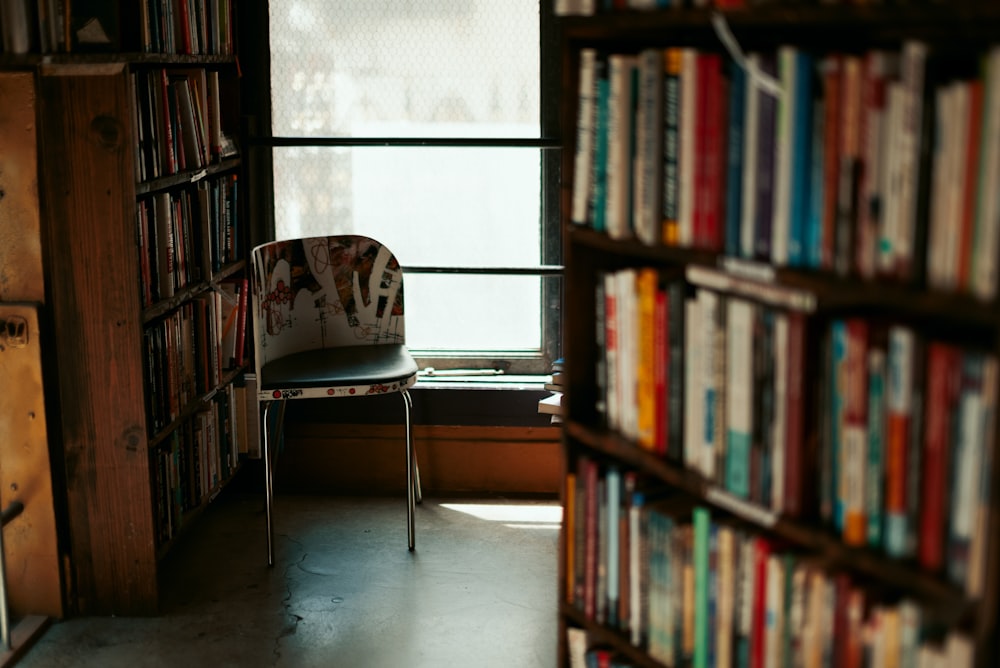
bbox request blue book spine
[805,84,825,269]
[591,55,610,233]
[725,59,746,258]
[866,347,886,548]
[787,51,814,267]
[754,55,778,262]
[830,320,847,531]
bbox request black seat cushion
[260,344,418,391]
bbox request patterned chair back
[250,235,406,378]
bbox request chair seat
[260,344,418,392]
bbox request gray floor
[17,491,560,668]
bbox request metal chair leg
[403,389,416,550]
[262,400,275,567]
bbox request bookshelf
[0,2,249,616]
[555,3,1000,667]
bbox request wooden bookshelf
[0,2,250,616]
[555,2,1000,667]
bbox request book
[919,341,962,573]
[634,48,664,246]
[740,53,761,260]
[725,297,754,500]
[572,48,598,227]
[725,56,747,259]
[606,53,638,240]
[884,325,921,559]
[662,47,683,246]
[753,54,778,263]
[678,48,699,248]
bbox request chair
[249,235,422,566]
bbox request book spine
[753,54,778,263]
[693,506,711,668]
[725,57,747,258]
[865,341,887,548]
[740,53,761,260]
[606,54,638,240]
[771,47,796,267]
[783,311,806,518]
[678,48,698,248]
[885,325,917,559]
[668,280,686,462]
[572,48,598,226]
[821,55,843,271]
[662,47,682,245]
[842,318,869,546]
[635,48,665,246]
[726,298,754,499]
[591,54,610,233]
[918,342,961,573]
[788,50,814,268]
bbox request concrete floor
[17,491,560,668]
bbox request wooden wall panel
[0,304,63,618]
[0,72,44,303]
[276,424,562,496]
[37,65,157,615]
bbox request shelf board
[141,259,246,323]
[566,228,1000,330]
[564,419,978,620]
[147,363,250,450]
[135,157,241,196]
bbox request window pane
[269,0,541,139]
[272,146,542,269]
[406,274,541,352]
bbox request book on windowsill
[539,392,564,424]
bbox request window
[266,0,561,376]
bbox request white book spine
[771,312,789,513]
[974,47,1000,300]
[572,48,597,226]
[741,53,761,259]
[698,288,719,480]
[771,47,796,266]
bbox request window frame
[249,1,564,378]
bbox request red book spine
[749,537,770,668]
[957,79,984,292]
[702,53,725,251]
[919,342,962,572]
[783,311,806,517]
[654,283,668,455]
[693,53,710,248]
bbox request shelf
[565,420,977,623]
[141,259,246,323]
[147,362,250,450]
[135,157,241,196]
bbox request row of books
[139,0,235,56]
[0,0,72,54]
[143,278,248,433]
[820,320,997,592]
[571,42,1000,300]
[132,67,226,182]
[152,382,245,546]
[595,266,997,592]
[137,173,241,306]
[565,466,978,668]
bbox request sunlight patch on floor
[439,502,562,530]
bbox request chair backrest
[250,235,406,375]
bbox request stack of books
[539,358,565,424]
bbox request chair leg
[402,389,416,550]
[261,401,285,566]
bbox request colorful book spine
[725,57,746,258]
